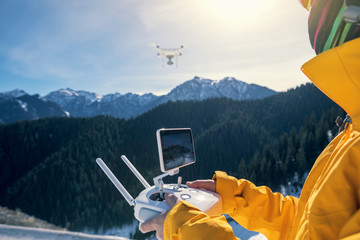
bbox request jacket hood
[301,37,360,130]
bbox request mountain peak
[44,88,102,105]
[192,76,203,81]
[164,76,276,102]
[58,88,79,97]
[221,76,238,82]
[0,89,28,99]
[190,76,244,85]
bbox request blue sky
[0,0,316,96]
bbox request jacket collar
[301,38,360,130]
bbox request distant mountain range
[0,91,68,124]
[0,76,277,124]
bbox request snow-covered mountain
[43,77,276,118]
[43,88,103,117]
[43,89,159,118]
[163,76,276,102]
[1,77,277,124]
[0,90,68,124]
[0,89,27,99]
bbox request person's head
[300,0,360,54]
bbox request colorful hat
[300,0,360,54]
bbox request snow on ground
[82,221,139,239]
[84,218,267,240]
[0,224,129,240]
[0,222,267,240]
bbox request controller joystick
[149,192,165,201]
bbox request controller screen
[160,129,195,171]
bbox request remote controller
[96,157,222,223]
[96,128,222,223]
[134,183,221,222]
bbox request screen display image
[160,129,195,171]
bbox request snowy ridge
[41,76,276,119]
[1,76,277,123]
[0,92,68,124]
[43,76,276,107]
[164,76,257,102]
[0,89,27,99]
[44,88,101,106]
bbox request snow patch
[17,100,28,112]
[280,172,308,198]
[327,130,333,142]
[60,89,79,97]
[96,94,103,101]
[59,88,79,96]
[83,221,138,239]
[0,224,129,240]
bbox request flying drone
[155,45,184,67]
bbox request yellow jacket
[163,38,360,240]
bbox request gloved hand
[186,179,216,192]
[139,193,179,240]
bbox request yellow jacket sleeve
[213,171,299,240]
[339,210,360,240]
[163,200,240,240]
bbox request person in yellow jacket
[140,0,360,239]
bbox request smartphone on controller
[156,128,196,172]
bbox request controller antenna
[121,155,151,189]
[96,158,135,206]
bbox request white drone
[155,45,184,67]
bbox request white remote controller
[96,128,222,224]
[96,157,222,223]
[134,184,221,222]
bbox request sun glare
[204,0,273,23]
